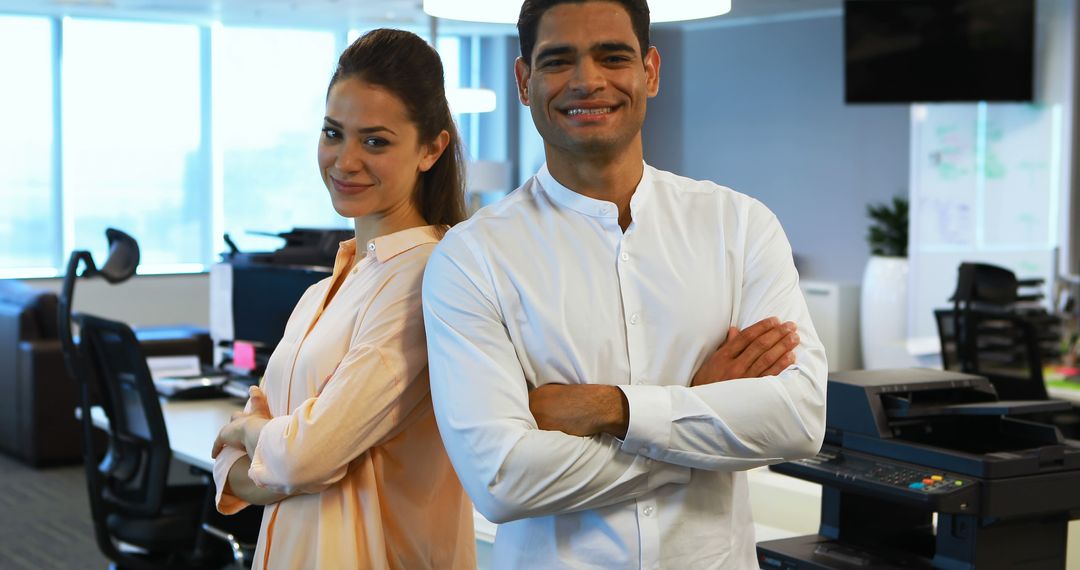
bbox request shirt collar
[536,162,654,220]
[364,225,442,263]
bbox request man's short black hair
[517,0,651,65]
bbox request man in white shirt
[422,0,828,567]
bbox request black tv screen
[845,0,1035,103]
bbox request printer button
[908,482,925,490]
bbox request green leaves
[866,195,908,258]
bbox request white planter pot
[860,256,916,369]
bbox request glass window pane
[214,27,344,252]
[62,19,204,270]
[438,37,462,90]
[0,16,55,275]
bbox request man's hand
[211,386,272,459]
[529,384,629,439]
[691,317,799,387]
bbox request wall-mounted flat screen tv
[845,0,1035,104]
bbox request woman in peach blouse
[210,29,475,569]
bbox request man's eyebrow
[322,117,396,136]
[533,41,638,64]
[593,41,637,55]
[534,45,575,62]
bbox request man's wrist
[597,385,630,439]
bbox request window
[62,19,204,271]
[0,16,55,276]
[214,27,343,253]
[0,16,479,278]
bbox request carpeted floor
[0,454,108,569]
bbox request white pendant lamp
[447,87,498,114]
[423,0,732,24]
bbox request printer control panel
[772,446,979,512]
[803,449,969,493]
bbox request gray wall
[644,15,910,284]
[27,273,210,329]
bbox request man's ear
[644,46,661,98]
[419,130,451,173]
[514,56,532,105]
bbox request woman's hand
[225,455,290,506]
[212,386,272,459]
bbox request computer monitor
[230,264,330,351]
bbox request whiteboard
[908,103,1062,341]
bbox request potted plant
[860,196,912,369]
[866,196,908,259]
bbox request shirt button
[367,242,376,252]
[629,313,640,325]
[642,505,655,517]
[620,251,629,262]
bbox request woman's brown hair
[328,28,467,228]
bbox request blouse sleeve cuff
[213,446,251,515]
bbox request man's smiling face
[516,1,660,158]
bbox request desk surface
[90,397,242,472]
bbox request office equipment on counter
[210,228,341,375]
[756,368,1080,570]
[153,373,230,400]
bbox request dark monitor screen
[231,265,330,350]
[844,0,1035,104]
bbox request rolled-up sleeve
[247,268,432,495]
[617,203,828,471]
[423,233,691,525]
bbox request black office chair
[935,307,1049,400]
[58,229,229,569]
[76,313,217,570]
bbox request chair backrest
[950,262,1020,306]
[75,313,172,518]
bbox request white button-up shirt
[423,164,828,569]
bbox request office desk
[89,397,239,472]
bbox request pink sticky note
[233,341,256,372]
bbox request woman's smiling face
[318,77,443,221]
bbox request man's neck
[545,141,645,224]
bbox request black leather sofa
[0,279,211,467]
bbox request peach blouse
[213,226,475,570]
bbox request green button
[954,480,963,486]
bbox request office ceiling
[0,0,842,32]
